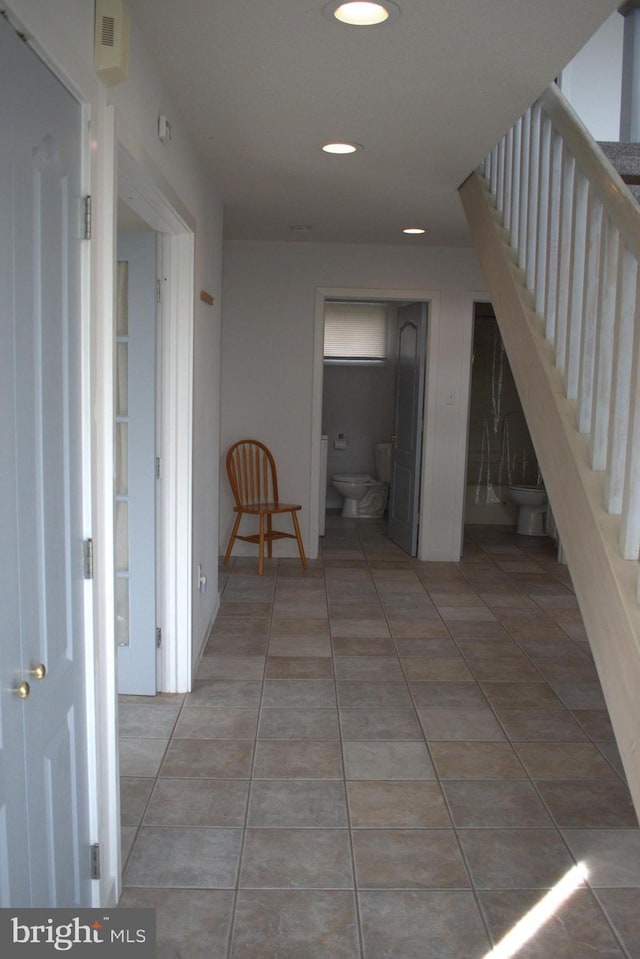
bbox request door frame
[460,294,495,556]
[117,145,195,694]
[312,286,440,560]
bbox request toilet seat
[332,473,374,483]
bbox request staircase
[459,81,640,819]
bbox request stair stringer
[460,169,640,820]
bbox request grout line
[325,521,367,959]
[223,556,276,959]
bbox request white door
[387,303,428,557]
[116,233,158,695]
[0,15,91,905]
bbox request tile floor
[118,518,640,958]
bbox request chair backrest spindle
[227,439,279,508]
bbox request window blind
[324,301,388,361]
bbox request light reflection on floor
[484,862,589,959]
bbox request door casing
[312,287,439,560]
[117,146,195,696]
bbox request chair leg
[258,514,265,575]
[291,510,307,569]
[267,514,273,559]
[223,512,243,566]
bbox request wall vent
[95,0,129,86]
[101,16,115,46]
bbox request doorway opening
[116,146,195,696]
[464,301,545,530]
[320,296,429,557]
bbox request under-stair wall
[459,82,640,820]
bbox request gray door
[116,233,158,695]
[0,15,91,905]
[387,303,428,556]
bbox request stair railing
[483,82,640,598]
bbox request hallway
[119,519,640,958]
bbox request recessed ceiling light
[323,1,400,26]
[322,141,361,154]
[403,227,427,235]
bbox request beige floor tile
[117,521,637,959]
[429,741,526,780]
[359,891,490,959]
[231,890,360,959]
[353,829,469,889]
[443,779,552,827]
[458,827,576,889]
[144,778,249,827]
[479,889,626,959]
[514,741,621,780]
[253,740,343,779]
[239,828,353,888]
[160,739,253,778]
[347,780,450,827]
[118,888,235,959]
[342,741,435,780]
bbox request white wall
[221,241,486,562]
[560,11,624,140]
[6,0,223,905]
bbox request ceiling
[126,0,620,246]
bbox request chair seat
[233,502,302,516]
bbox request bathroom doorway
[321,297,429,556]
[465,302,541,526]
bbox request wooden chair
[223,439,307,575]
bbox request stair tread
[598,142,640,203]
[599,141,640,173]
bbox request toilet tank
[374,442,392,482]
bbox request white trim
[312,286,442,562]
[117,145,195,235]
[79,95,102,906]
[158,231,194,693]
[92,104,120,907]
[191,591,221,685]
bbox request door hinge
[156,278,162,303]
[156,627,162,648]
[90,843,101,880]
[83,195,92,240]
[83,538,94,579]
[155,456,161,479]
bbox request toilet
[509,484,548,535]
[332,442,392,518]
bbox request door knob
[390,433,398,443]
[28,663,47,680]
[14,681,30,699]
